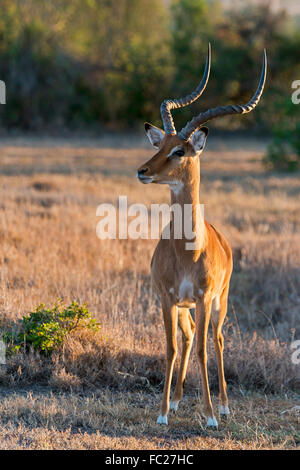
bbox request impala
[137,45,267,428]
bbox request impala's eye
[172,149,185,157]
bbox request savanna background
[0,0,299,450]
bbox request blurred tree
[0,21,78,129]
[59,0,172,127]
[169,0,299,131]
[169,0,218,129]
[0,0,298,135]
[0,0,172,129]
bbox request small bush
[264,99,300,171]
[4,300,100,355]
[265,127,300,171]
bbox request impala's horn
[178,49,267,141]
[160,43,211,135]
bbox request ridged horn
[160,43,211,135]
[178,49,267,141]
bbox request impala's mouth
[136,173,154,184]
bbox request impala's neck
[169,159,205,262]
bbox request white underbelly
[170,276,204,307]
[179,277,194,301]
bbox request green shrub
[264,99,300,171]
[265,129,300,171]
[4,300,100,355]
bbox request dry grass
[0,387,298,450]
[0,134,299,449]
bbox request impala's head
[137,123,209,185]
[137,44,267,187]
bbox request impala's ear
[145,122,165,148]
[189,127,209,154]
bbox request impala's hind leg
[170,308,195,411]
[211,284,230,416]
[195,295,217,427]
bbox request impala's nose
[137,167,153,183]
[137,168,148,177]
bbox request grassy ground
[0,134,299,449]
[0,387,298,450]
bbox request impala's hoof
[170,400,179,412]
[219,405,230,416]
[206,416,218,428]
[156,414,168,425]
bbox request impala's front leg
[157,299,178,425]
[196,295,218,428]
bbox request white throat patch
[169,181,184,195]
